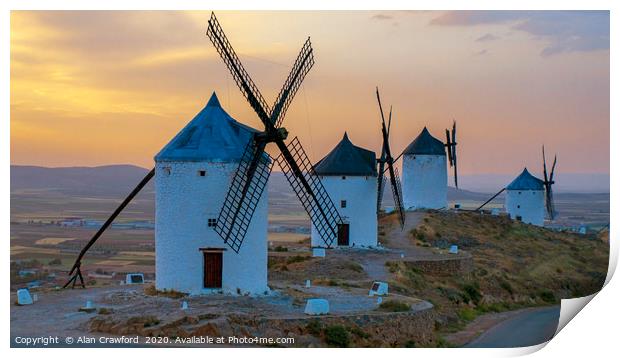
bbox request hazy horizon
[9,163,610,194]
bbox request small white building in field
[154,92,269,296]
[311,133,378,248]
[505,168,546,226]
[401,127,447,210]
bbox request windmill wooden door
[203,251,223,289]
[337,224,350,246]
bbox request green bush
[378,300,411,312]
[349,326,370,339]
[305,319,322,336]
[410,229,427,242]
[273,246,288,252]
[499,280,514,295]
[539,290,556,303]
[461,283,482,305]
[97,307,112,315]
[324,325,350,347]
[457,307,477,322]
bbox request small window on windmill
[341,200,347,208]
[518,191,522,195]
[163,167,171,176]
[208,218,217,228]
[342,176,346,180]
[516,215,523,221]
[517,205,521,209]
[198,170,206,177]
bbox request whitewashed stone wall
[310,175,378,248]
[155,161,268,295]
[505,189,545,226]
[402,154,447,210]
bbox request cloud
[430,11,609,56]
[371,14,393,21]
[473,49,488,56]
[430,11,523,26]
[476,33,499,42]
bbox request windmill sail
[207,12,342,250]
[542,145,557,220]
[445,121,458,188]
[376,87,405,229]
[276,137,342,247]
[391,167,406,228]
[215,138,274,253]
[377,174,386,213]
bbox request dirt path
[356,211,467,282]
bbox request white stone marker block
[449,245,458,254]
[491,208,500,216]
[32,293,38,302]
[181,301,189,310]
[368,281,389,296]
[79,300,96,312]
[312,247,326,257]
[304,299,329,315]
[305,280,311,288]
[125,273,145,284]
[17,289,33,305]
[377,297,383,305]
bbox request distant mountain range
[10,165,155,197]
[10,165,609,201]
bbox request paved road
[466,306,560,348]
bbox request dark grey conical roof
[314,133,377,176]
[403,127,446,155]
[506,168,545,191]
[155,92,260,162]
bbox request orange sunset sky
[10,11,610,180]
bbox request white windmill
[63,13,342,294]
[312,132,378,248]
[476,146,557,227]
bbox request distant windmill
[401,126,448,210]
[445,121,459,189]
[542,145,557,220]
[375,87,405,229]
[475,145,557,226]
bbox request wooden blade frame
[207,12,342,250]
[276,137,342,247]
[215,138,274,253]
[542,146,557,220]
[445,121,458,188]
[376,87,405,229]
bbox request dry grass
[35,237,76,245]
[269,254,368,283]
[396,211,608,335]
[143,285,187,299]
